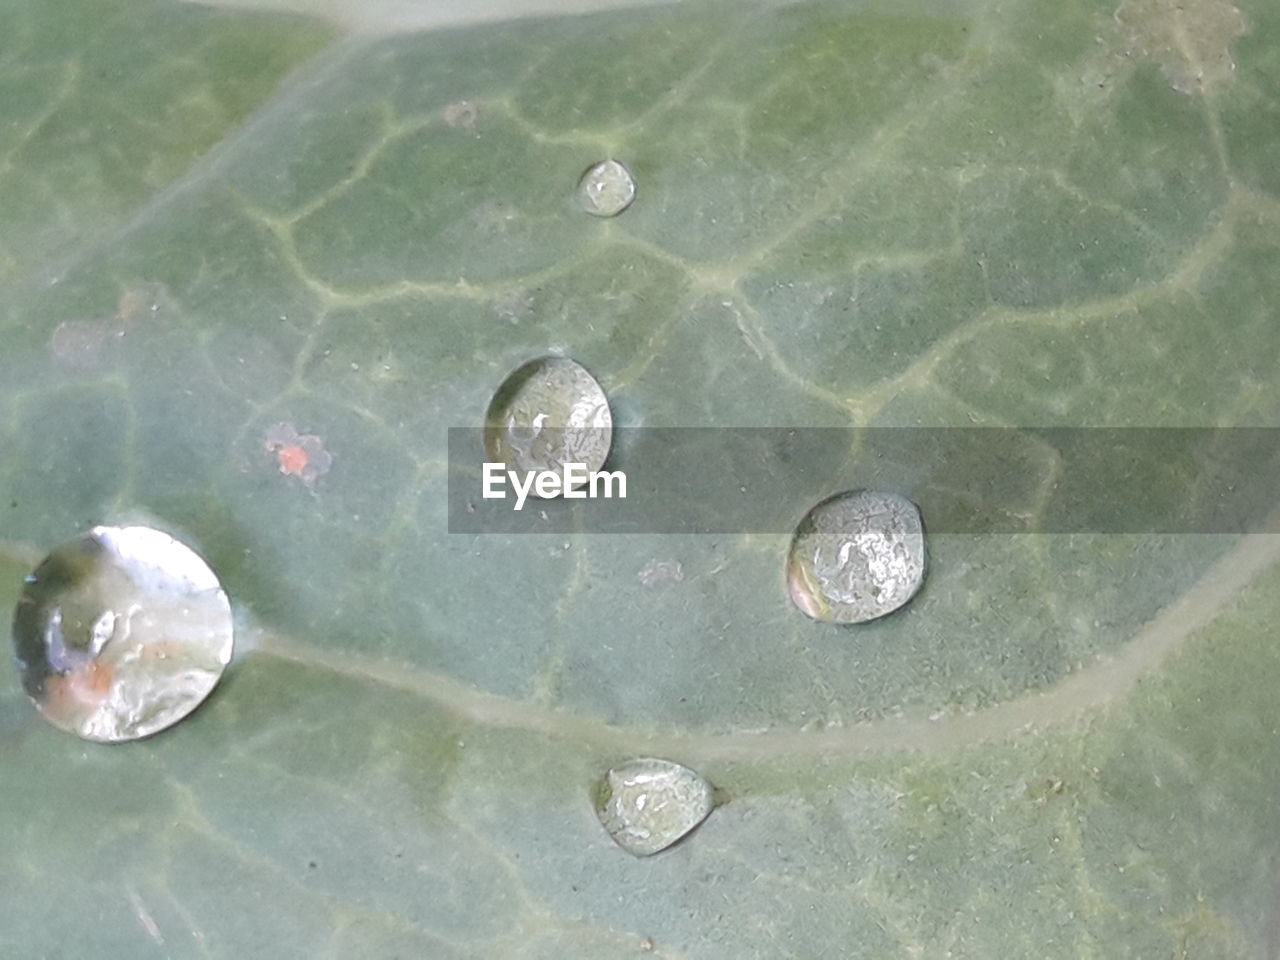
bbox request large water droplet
[576,159,636,218]
[594,758,714,856]
[484,356,612,486]
[11,525,233,742]
[787,489,926,623]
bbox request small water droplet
[10,525,233,742]
[787,489,927,623]
[484,357,612,487]
[594,758,714,856]
[576,159,636,218]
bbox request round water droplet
[594,758,714,856]
[11,525,233,742]
[787,489,926,624]
[576,159,636,218]
[484,356,612,489]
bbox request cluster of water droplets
[6,149,934,861]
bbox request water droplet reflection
[11,525,233,742]
[577,159,636,217]
[484,357,612,490]
[594,757,714,856]
[787,489,926,623]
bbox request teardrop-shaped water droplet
[787,489,926,623]
[594,757,714,856]
[484,356,612,488]
[10,525,233,742]
[576,159,636,218]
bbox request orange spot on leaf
[276,444,309,477]
[262,421,332,488]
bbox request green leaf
[3,0,1280,955]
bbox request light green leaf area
[2,0,1279,955]
[0,0,331,285]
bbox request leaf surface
[2,0,1279,956]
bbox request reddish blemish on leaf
[262,422,333,488]
[276,444,309,477]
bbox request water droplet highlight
[787,489,927,623]
[576,159,636,218]
[594,758,714,856]
[11,525,233,742]
[484,357,612,486]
